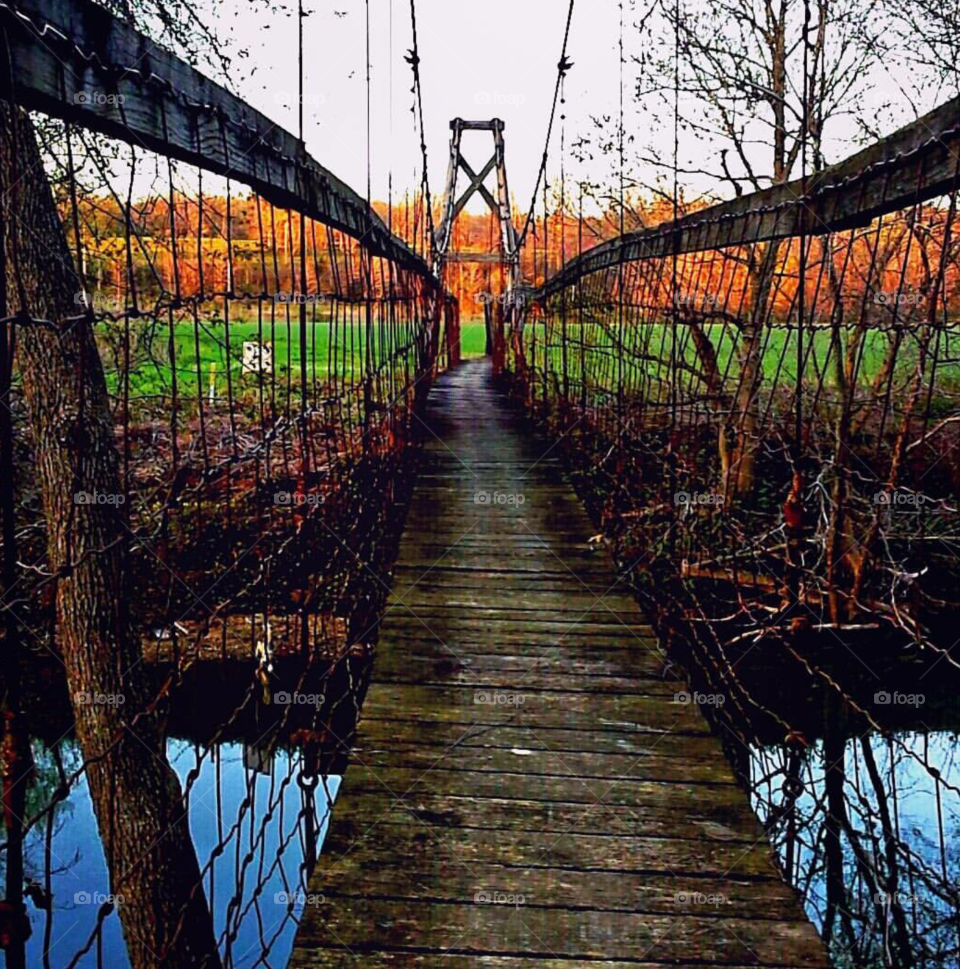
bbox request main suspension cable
[406,0,437,257]
[516,0,576,254]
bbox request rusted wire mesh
[0,0,451,957]
[504,98,960,968]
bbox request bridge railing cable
[505,83,960,969]
[0,0,452,966]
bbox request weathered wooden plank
[292,897,829,966]
[396,535,604,550]
[355,713,711,742]
[379,615,657,636]
[3,0,433,278]
[386,594,644,619]
[376,627,658,649]
[351,718,716,757]
[368,669,681,696]
[345,742,739,783]
[390,569,628,590]
[369,649,666,679]
[358,683,709,732]
[318,875,805,919]
[328,790,761,842]
[387,580,638,602]
[394,556,612,575]
[336,765,745,808]
[391,564,616,583]
[312,872,809,920]
[322,820,773,876]
[539,93,960,296]
[290,956,817,969]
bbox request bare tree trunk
[0,103,222,969]
[725,241,781,498]
[684,316,733,482]
[822,715,848,956]
[0,142,31,967]
[860,738,913,969]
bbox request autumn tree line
[62,183,960,329]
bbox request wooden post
[445,296,461,367]
[491,303,506,376]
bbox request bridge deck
[289,359,828,968]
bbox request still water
[2,739,339,969]
[749,729,960,968]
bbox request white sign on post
[241,341,273,374]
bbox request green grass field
[98,317,491,401]
[99,313,958,407]
[521,321,960,391]
[460,320,488,358]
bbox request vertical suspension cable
[517,0,576,256]
[560,72,569,407]
[797,0,810,458]
[787,0,812,613]
[298,0,310,430]
[616,0,625,439]
[297,0,311,662]
[669,0,681,558]
[407,0,437,255]
[364,0,375,446]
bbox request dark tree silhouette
[1,101,223,969]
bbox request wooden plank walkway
[289,359,829,968]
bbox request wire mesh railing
[0,1,452,966]
[503,92,960,969]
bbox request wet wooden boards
[289,360,829,968]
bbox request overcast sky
[195,0,944,215]
[210,0,628,211]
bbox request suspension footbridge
[288,359,829,967]
[1,0,959,967]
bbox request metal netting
[502,75,960,969]
[0,0,451,957]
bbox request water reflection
[647,596,960,969]
[750,731,960,969]
[1,740,339,969]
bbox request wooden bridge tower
[435,118,520,279]
[435,119,521,360]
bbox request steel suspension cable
[516,0,576,254]
[405,0,437,257]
